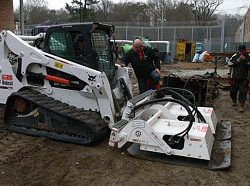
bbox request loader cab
[43,22,115,81]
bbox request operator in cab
[75,36,87,56]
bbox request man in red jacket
[120,39,160,94]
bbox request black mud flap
[127,121,231,170]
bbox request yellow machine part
[175,41,196,62]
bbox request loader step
[127,121,231,170]
[4,89,108,145]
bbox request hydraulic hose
[164,89,206,123]
[156,87,206,123]
[183,75,207,90]
[119,78,132,100]
[130,97,195,141]
[212,82,219,99]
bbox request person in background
[120,39,160,94]
[115,43,119,62]
[228,44,250,112]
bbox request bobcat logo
[135,130,142,137]
[88,75,96,82]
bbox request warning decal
[190,138,201,142]
[109,129,117,143]
[2,75,12,80]
[1,75,13,86]
[55,62,63,69]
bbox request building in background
[235,7,250,42]
[0,0,14,32]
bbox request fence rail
[17,20,249,61]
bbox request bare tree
[14,0,70,24]
[110,2,149,23]
[25,0,49,24]
[147,0,165,23]
[14,7,20,22]
[171,2,194,22]
[146,0,221,25]
[147,0,194,25]
[189,0,223,24]
[13,0,223,26]
[56,8,70,22]
[95,0,114,22]
[43,9,69,23]
[65,0,99,22]
[133,2,150,23]
[26,0,48,8]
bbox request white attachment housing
[109,94,217,160]
[140,119,214,160]
[164,102,217,134]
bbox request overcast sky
[13,0,249,15]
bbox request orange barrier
[204,54,212,62]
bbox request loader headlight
[103,115,111,123]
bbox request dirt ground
[1,62,250,186]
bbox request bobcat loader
[0,23,230,169]
[0,23,133,145]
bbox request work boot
[232,99,237,106]
[239,103,244,112]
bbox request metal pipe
[20,0,24,35]
[242,15,246,44]
[150,41,170,53]
[80,0,82,22]
[220,19,225,52]
[18,33,45,41]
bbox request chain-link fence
[110,18,250,59]
[19,19,250,61]
[114,25,223,57]
[114,25,250,59]
[15,29,32,35]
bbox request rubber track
[4,89,108,145]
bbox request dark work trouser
[230,79,249,104]
[137,70,160,94]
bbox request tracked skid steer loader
[0,23,134,145]
[0,23,231,169]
